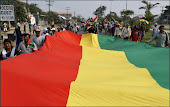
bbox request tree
[76,14,84,22]
[120,10,134,17]
[106,11,120,21]
[120,10,134,21]
[44,11,60,25]
[128,17,140,30]
[158,6,170,24]
[139,0,160,22]
[28,4,43,17]
[93,6,106,19]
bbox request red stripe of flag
[1,31,82,106]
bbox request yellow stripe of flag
[67,34,169,106]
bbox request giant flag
[1,30,169,106]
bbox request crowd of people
[0,20,169,61]
[85,21,169,48]
[1,21,59,60]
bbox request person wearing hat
[152,23,158,37]
[114,24,121,38]
[129,25,141,42]
[121,23,131,40]
[3,22,8,32]
[32,29,41,45]
[41,28,48,37]
[47,27,51,35]
[51,28,56,35]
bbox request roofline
[16,0,26,4]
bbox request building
[56,12,72,20]
[1,0,25,4]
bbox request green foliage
[93,6,106,19]
[120,10,134,16]
[158,5,170,24]
[28,4,43,19]
[128,18,140,29]
[77,16,81,22]
[141,30,156,46]
[2,1,27,22]
[28,4,41,15]
[44,11,60,25]
[106,12,120,21]
[139,0,160,22]
[120,10,134,23]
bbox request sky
[22,0,169,19]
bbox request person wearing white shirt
[152,23,158,37]
[104,23,108,34]
[114,24,121,37]
[121,23,131,40]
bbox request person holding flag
[93,17,98,25]
[18,33,37,54]
[140,22,146,41]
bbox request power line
[45,0,54,12]
[126,0,127,11]
[110,1,112,13]
[74,11,76,17]
[65,7,70,20]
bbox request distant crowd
[85,21,169,48]
[1,20,169,61]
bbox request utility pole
[46,0,54,13]
[126,0,127,11]
[45,0,54,25]
[110,0,112,13]
[65,7,70,20]
[73,11,76,20]
[26,0,28,12]
[161,6,164,13]
[160,6,165,24]
[26,0,29,22]
[74,11,76,17]
[125,0,127,24]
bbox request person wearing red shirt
[129,26,141,42]
[113,22,117,35]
